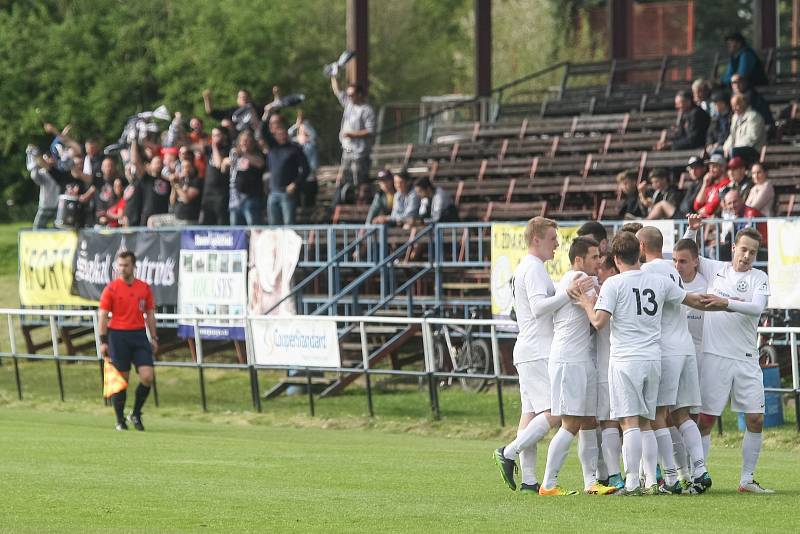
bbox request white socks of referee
[542,428,574,488]
[740,430,762,485]
[678,419,707,478]
[601,428,622,477]
[654,428,679,486]
[621,428,642,490]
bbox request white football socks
[641,430,659,488]
[519,445,538,485]
[740,430,762,486]
[622,428,642,491]
[542,428,575,489]
[669,425,691,480]
[679,419,707,478]
[601,427,622,477]
[654,428,678,485]
[595,427,609,481]
[578,429,599,489]
[504,413,551,459]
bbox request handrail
[261,225,383,316]
[311,224,435,316]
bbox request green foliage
[0,0,472,210]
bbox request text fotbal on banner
[251,318,341,367]
[18,230,96,306]
[177,230,248,340]
[767,219,800,309]
[490,223,578,329]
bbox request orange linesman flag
[103,358,128,398]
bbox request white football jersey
[641,258,696,357]
[698,257,769,361]
[682,272,708,358]
[512,254,555,364]
[550,270,593,363]
[595,269,686,361]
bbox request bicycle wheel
[433,338,450,373]
[759,344,778,367]
[457,338,492,393]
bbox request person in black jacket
[656,90,710,151]
[261,113,310,226]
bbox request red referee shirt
[99,278,155,330]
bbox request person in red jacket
[693,153,730,217]
[98,251,159,431]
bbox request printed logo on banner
[252,319,341,368]
[177,230,248,341]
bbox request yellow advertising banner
[18,230,96,306]
[490,223,579,320]
[767,219,800,309]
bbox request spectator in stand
[706,91,732,153]
[93,157,121,227]
[25,145,61,228]
[731,74,774,134]
[718,189,762,261]
[639,167,681,220]
[389,170,420,227]
[692,78,714,117]
[224,130,266,226]
[365,169,395,224]
[203,88,261,134]
[744,162,774,217]
[413,177,458,225]
[724,93,766,165]
[188,117,210,149]
[616,169,647,219]
[104,178,127,228]
[677,156,706,218]
[330,77,376,205]
[124,141,170,227]
[655,89,710,151]
[149,147,203,227]
[200,127,231,225]
[719,156,752,203]
[721,32,768,87]
[259,111,310,226]
[693,153,730,217]
[83,138,104,181]
[288,111,319,208]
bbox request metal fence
[1,308,798,431]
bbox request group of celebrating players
[493,215,774,496]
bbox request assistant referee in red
[99,251,159,431]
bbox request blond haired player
[493,217,592,493]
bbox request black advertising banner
[72,230,180,305]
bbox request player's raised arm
[683,214,727,279]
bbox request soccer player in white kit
[538,237,615,496]
[672,238,709,485]
[684,215,775,493]
[636,227,711,494]
[577,232,708,495]
[494,217,591,493]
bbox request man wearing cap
[706,92,732,153]
[721,32,768,86]
[719,157,752,203]
[655,90,709,151]
[678,157,706,218]
[724,94,766,165]
[365,169,396,224]
[693,154,730,218]
[638,168,681,220]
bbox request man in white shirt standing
[684,214,774,493]
[578,232,709,495]
[636,227,711,494]
[493,217,591,493]
[538,236,615,496]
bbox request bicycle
[432,308,493,393]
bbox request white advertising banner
[251,318,341,367]
[767,219,800,309]
[642,220,675,257]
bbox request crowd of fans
[25,31,782,233]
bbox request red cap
[161,146,179,157]
[727,156,745,169]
